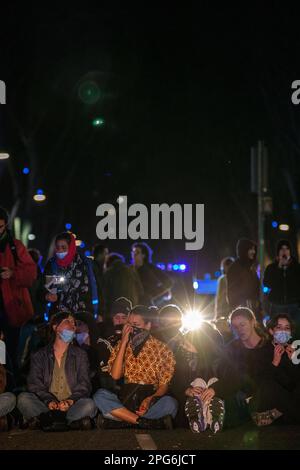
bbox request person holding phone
[263,240,300,334]
[42,232,90,317]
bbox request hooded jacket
[263,241,300,305]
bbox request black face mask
[130,326,150,356]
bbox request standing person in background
[227,239,260,319]
[101,253,143,318]
[131,242,173,306]
[0,207,36,372]
[263,240,300,332]
[43,232,90,317]
[214,257,234,320]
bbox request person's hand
[0,267,13,280]
[185,387,203,397]
[200,387,216,404]
[48,401,59,410]
[46,293,58,302]
[136,396,154,416]
[278,256,290,268]
[272,344,285,366]
[121,323,132,345]
[286,344,295,361]
[58,400,74,412]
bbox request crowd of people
[1,205,300,436]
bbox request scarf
[55,234,77,268]
[130,327,150,357]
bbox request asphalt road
[1,423,300,450]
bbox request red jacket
[0,239,37,327]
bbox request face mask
[56,251,68,260]
[130,326,150,356]
[273,330,292,345]
[130,326,144,340]
[59,329,75,343]
[76,332,89,346]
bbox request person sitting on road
[96,297,131,392]
[17,312,97,431]
[93,305,178,429]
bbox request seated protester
[93,305,178,429]
[96,297,131,391]
[171,321,225,433]
[42,232,90,317]
[218,307,269,427]
[247,314,300,426]
[17,312,97,430]
[155,304,183,351]
[74,311,101,393]
[0,331,16,431]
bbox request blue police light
[92,299,99,305]
[263,286,270,294]
[215,271,221,278]
[44,313,49,321]
[173,264,179,271]
[179,264,186,272]
[272,221,278,229]
[37,189,44,195]
[80,241,86,248]
[65,223,72,230]
[22,167,30,175]
[85,250,91,257]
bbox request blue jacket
[27,344,91,404]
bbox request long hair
[229,307,267,339]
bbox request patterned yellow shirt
[108,335,175,386]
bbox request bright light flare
[180,309,203,334]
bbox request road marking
[136,433,157,450]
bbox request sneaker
[251,408,283,427]
[185,397,206,433]
[206,397,225,434]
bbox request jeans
[0,392,16,417]
[93,388,178,419]
[17,392,97,423]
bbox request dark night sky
[1,4,300,276]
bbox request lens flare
[180,309,203,334]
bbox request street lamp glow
[0,153,9,160]
[279,224,290,232]
[33,194,46,202]
[28,234,36,241]
[92,117,105,127]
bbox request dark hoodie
[263,240,300,305]
[227,239,260,314]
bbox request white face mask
[56,251,68,260]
